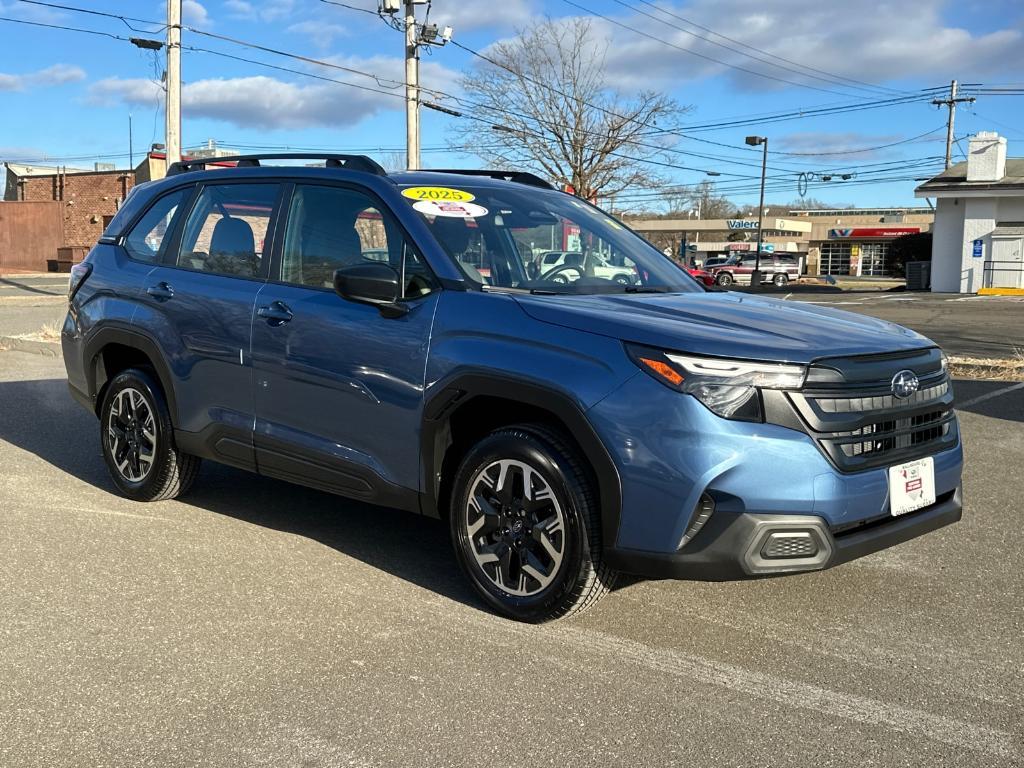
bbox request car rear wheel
[773,273,789,287]
[715,272,734,287]
[450,425,616,622]
[100,368,200,502]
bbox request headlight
[626,344,807,421]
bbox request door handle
[257,301,293,326]
[146,282,174,301]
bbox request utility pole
[128,113,133,169]
[165,0,182,169]
[404,0,420,170]
[932,80,975,170]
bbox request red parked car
[686,267,715,287]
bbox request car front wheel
[450,425,616,622]
[715,272,734,287]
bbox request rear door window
[176,183,279,279]
[123,187,189,263]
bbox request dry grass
[948,348,1024,381]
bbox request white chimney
[966,131,1007,182]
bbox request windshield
[401,183,701,295]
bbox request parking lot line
[553,626,1020,761]
[957,381,1024,409]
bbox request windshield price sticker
[401,186,475,203]
[412,199,489,219]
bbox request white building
[915,132,1024,293]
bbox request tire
[449,424,617,622]
[613,274,632,286]
[99,368,200,502]
[773,273,789,287]
[715,272,734,287]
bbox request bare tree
[451,18,689,200]
[661,180,736,218]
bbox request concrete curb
[0,336,61,357]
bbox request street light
[745,135,768,288]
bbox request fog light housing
[760,531,818,559]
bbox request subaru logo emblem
[891,369,919,399]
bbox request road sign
[972,239,983,258]
[687,243,698,252]
[759,244,775,253]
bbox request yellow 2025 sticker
[401,186,475,203]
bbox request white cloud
[224,0,253,16]
[224,0,294,21]
[85,45,463,131]
[0,64,86,92]
[87,74,399,130]
[182,0,211,26]
[431,0,539,33]
[286,20,348,48]
[557,0,1024,94]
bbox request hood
[513,291,933,364]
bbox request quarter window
[123,188,188,263]
[281,185,435,298]
[176,184,279,278]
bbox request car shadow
[0,277,65,296]
[0,377,483,611]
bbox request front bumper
[587,372,964,580]
[604,486,962,579]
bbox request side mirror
[333,263,408,317]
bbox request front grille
[784,350,958,472]
[834,408,953,458]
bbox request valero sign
[828,227,921,238]
[727,220,760,230]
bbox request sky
[1,0,1022,210]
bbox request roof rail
[424,169,555,190]
[166,153,387,177]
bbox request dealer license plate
[888,457,936,516]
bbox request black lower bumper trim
[603,486,963,581]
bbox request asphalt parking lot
[0,348,1022,767]
[784,291,1024,359]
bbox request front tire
[450,425,616,622]
[715,272,734,287]
[100,368,200,502]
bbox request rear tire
[449,424,616,622]
[99,368,200,502]
[773,273,789,287]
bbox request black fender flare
[82,323,178,422]
[419,370,623,551]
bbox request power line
[771,127,947,157]
[561,0,881,98]
[12,0,165,32]
[610,0,903,98]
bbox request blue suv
[63,154,963,622]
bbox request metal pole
[944,80,957,170]
[128,113,133,169]
[165,0,182,169]
[404,0,420,170]
[753,139,767,287]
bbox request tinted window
[777,255,797,265]
[281,185,435,298]
[123,188,188,263]
[176,183,278,278]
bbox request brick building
[4,162,135,249]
